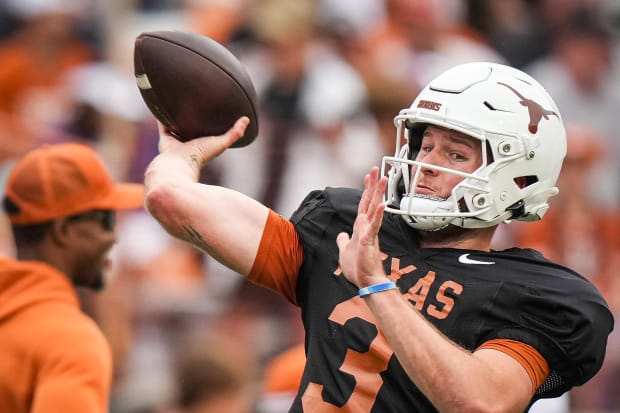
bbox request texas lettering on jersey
[334,254,463,320]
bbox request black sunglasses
[67,210,116,231]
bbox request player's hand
[336,167,389,288]
[156,116,249,167]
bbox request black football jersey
[288,187,613,413]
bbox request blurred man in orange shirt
[0,143,143,413]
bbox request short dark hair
[3,196,51,246]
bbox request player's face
[412,125,482,199]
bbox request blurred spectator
[0,142,143,413]
[0,0,98,160]
[248,0,380,218]
[526,6,620,207]
[245,0,318,210]
[188,0,251,45]
[314,0,388,83]
[156,332,261,413]
[63,62,152,179]
[466,0,549,68]
[385,0,504,81]
[272,52,380,218]
[322,0,505,89]
[465,0,604,69]
[365,74,420,156]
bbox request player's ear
[48,217,76,248]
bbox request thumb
[336,232,350,251]
[197,116,250,154]
[223,116,250,145]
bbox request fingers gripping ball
[134,30,259,147]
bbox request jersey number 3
[301,296,392,412]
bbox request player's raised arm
[144,118,269,275]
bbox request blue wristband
[358,281,398,298]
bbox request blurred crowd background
[0,0,619,412]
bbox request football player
[144,62,613,412]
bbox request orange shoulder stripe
[247,210,303,305]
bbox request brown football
[134,30,258,147]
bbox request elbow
[144,184,183,235]
[144,184,169,219]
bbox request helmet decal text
[417,100,442,111]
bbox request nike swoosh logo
[458,254,495,265]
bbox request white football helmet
[381,62,566,231]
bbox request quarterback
[144,62,613,412]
